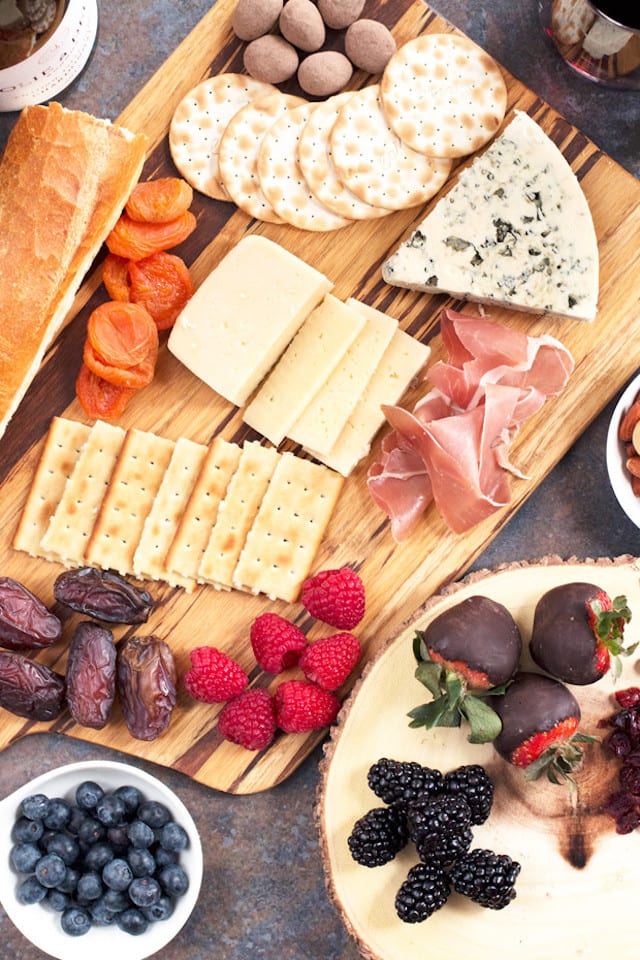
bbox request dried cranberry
[615,687,640,709]
[602,789,636,820]
[620,764,640,797]
[615,809,640,835]
[607,730,632,758]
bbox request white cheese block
[306,325,430,476]
[167,235,333,406]
[288,299,398,456]
[242,295,366,446]
[382,110,599,322]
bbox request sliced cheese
[243,295,366,446]
[288,299,397,456]
[306,326,430,476]
[168,235,333,406]
[382,111,599,322]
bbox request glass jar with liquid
[0,0,98,111]
[539,0,640,88]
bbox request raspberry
[274,679,340,733]
[299,632,361,690]
[183,647,248,703]
[250,613,307,674]
[301,567,365,630]
[217,688,276,750]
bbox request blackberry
[449,848,521,909]
[395,861,450,923]
[443,764,494,825]
[407,795,472,845]
[347,806,409,867]
[415,826,473,866]
[367,758,443,807]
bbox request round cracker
[297,93,393,222]
[379,33,507,159]
[218,92,306,223]
[257,102,352,232]
[169,73,277,201]
[329,84,451,211]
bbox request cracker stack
[13,418,344,603]
[167,33,507,231]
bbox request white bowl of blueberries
[0,760,203,960]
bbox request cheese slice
[382,111,599,322]
[306,326,430,476]
[288,299,397,456]
[243,295,366,446]
[168,235,333,406]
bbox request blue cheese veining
[382,111,599,322]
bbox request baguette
[0,102,148,440]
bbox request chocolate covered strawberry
[493,671,595,785]
[530,582,634,685]
[409,596,522,743]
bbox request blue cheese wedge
[382,111,599,322]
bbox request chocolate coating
[493,671,580,762]
[422,595,522,687]
[530,581,603,685]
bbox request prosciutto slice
[367,310,574,539]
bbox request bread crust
[0,102,148,438]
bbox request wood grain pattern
[0,0,639,794]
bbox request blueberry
[113,784,142,816]
[35,853,67,889]
[45,831,80,866]
[60,905,92,937]
[137,800,171,829]
[158,821,188,852]
[67,806,89,835]
[90,898,118,925]
[10,841,42,874]
[21,793,50,821]
[77,817,104,846]
[127,819,155,848]
[83,841,114,872]
[95,794,127,827]
[102,857,133,892]
[101,888,130,912]
[76,871,103,900]
[44,798,72,831]
[12,815,44,844]
[142,895,174,922]
[128,876,162,908]
[16,875,47,904]
[47,888,71,912]
[127,846,156,878]
[75,781,105,811]
[159,863,189,897]
[56,866,79,894]
[153,845,179,868]
[116,907,148,936]
[106,825,129,853]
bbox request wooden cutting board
[0,0,639,794]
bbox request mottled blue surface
[0,2,639,958]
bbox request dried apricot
[87,301,158,369]
[128,252,194,330]
[76,363,137,420]
[102,253,131,301]
[125,177,194,223]
[83,339,158,390]
[106,211,197,261]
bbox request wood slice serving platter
[1,0,640,794]
[318,558,640,960]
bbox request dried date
[53,567,154,624]
[116,635,176,741]
[0,650,65,721]
[65,621,116,729]
[0,576,62,650]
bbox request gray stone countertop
[0,2,639,958]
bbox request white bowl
[0,760,203,960]
[606,372,640,527]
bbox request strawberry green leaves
[586,592,635,679]
[408,632,505,743]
